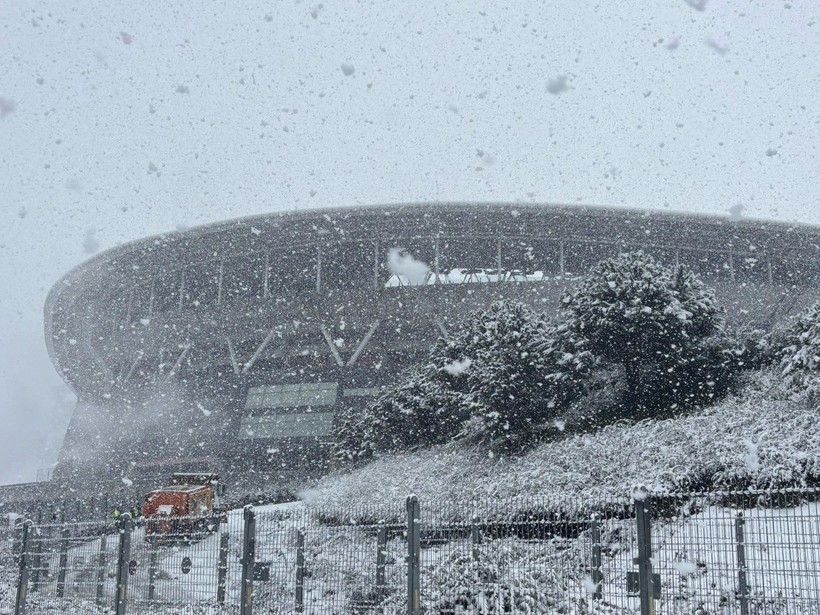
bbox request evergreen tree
[458,301,591,443]
[333,300,592,460]
[779,301,820,395]
[560,251,729,412]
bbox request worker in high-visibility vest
[112,507,122,520]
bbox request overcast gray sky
[1,0,818,484]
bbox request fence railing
[3,489,820,614]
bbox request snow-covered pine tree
[332,299,593,460]
[560,250,730,413]
[779,301,820,396]
[332,358,471,462]
[456,300,591,444]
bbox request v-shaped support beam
[226,338,240,375]
[241,329,277,374]
[347,321,380,366]
[320,321,381,367]
[320,325,345,367]
[165,344,192,381]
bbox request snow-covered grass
[309,369,820,518]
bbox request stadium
[42,202,820,500]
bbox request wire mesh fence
[12,517,120,614]
[413,494,640,615]
[3,489,820,614]
[127,512,242,613]
[1,520,21,614]
[252,501,406,614]
[649,490,820,615]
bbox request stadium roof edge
[41,201,819,385]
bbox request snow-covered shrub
[779,301,820,398]
[454,301,592,444]
[561,251,735,414]
[731,323,782,371]
[419,544,571,613]
[333,362,470,462]
[334,300,592,461]
[373,539,619,615]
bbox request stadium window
[240,382,338,439]
[239,411,335,439]
[244,382,338,409]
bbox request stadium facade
[45,203,820,495]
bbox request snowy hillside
[309,370,820,518]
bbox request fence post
[217,528,229,605]
[14,520,31,615]
[471,515,482,562]
[147,535,159,601]
[635,496,655,615]
[240,506,256,615]
[56,527,70,598]
[406,495,421,615]
[590,515,603,601]
[114,513,132,615]
[735,512,750,615]
[376,525,387,599]
[295,529,305,613]
[95,534,108,606]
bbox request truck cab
[142,473,223,540]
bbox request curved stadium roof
[45,202,820,397]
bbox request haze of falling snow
[0,0,819,483]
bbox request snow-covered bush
[369,537,627,615]
[418,543,578,613]
[453,301,592,444]
[334,300,592,460]
[333,361,471,462]
[779,301,820,398]
[561,251,736,414]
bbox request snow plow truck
[142,473,224,541]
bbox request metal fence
[3,489,820,614]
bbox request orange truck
[142,473,223,539]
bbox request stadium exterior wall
[42,203,820,495]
